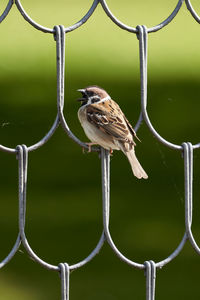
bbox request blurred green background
[1,0,200,299]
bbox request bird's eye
[91,97,100,103]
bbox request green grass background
[1,0,200,299]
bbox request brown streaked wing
[86,101,135,145]
[123,115,141,142]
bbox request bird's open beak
[77,89,86,94]
[77,89,87,101]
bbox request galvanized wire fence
[0,0,199,299]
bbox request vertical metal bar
[54,24,65,113]
[105,149,110,223]
[183,143,200,254]
[188,143,193,224]
[144,261,156,300]
[145,261,151,300]
[183,142,193,234]
[101,147,110,228]
[150,261,156,300]
[59,263,70,300]
[17,145,28,234]
[60,25,65,110]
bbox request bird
[77,85,148,179]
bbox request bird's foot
[109,148,113,156]
[82,142,97,153]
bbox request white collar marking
[98,95,111,103]
[86,95,111,106]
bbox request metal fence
[0,0,199,299]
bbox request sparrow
[77,86,148,179]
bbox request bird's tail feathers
[125,149,148,179]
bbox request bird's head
[77,86,110,106]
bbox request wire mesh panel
[0,0,200,299]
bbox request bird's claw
[82,143,97,154]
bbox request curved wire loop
[54,25,100,152]
[182,142,200,255]
[15,0,99,34]
[101,148,144,269]
[137,25,200,150]
[185,0,200,24]
[17,144,105,271]
[17,145,58,271]
[0,107,59,154]
[144,261,156,300]
[0,0,14,23]
[0,29,63,154]
[59,263,70,300]
[100,0,183,34]
[0,26,61,154]
[156,233,187,269]
[101,148,188,270]
[137,25,192,268]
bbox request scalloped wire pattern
[0,1,200,300]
